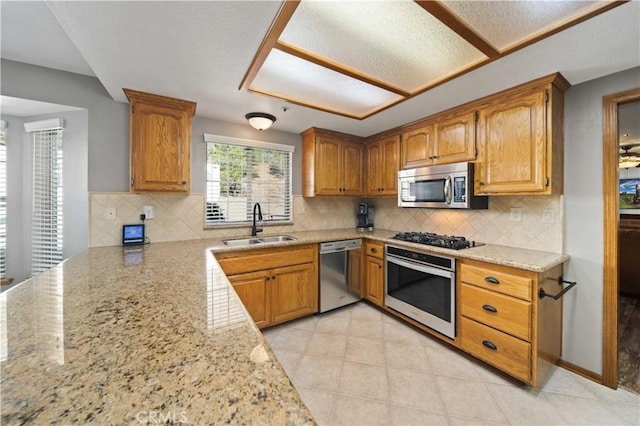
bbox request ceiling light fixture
[619,144,640,168]
[245,112,276,130]
[619,157,640,168]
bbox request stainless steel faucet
[251,202,263,236]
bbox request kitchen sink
[258,235,296,243]
[222,235,297,247]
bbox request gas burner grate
[391,232,482,250]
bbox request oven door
[385,254,455,338]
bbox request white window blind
[0,121,6,280]
[30,127,63,275]
[204,134,293,227]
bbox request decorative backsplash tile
[89,192,562,253]
[369,195,563,253]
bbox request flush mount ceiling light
[245,112,276,130]
[240,0,622,120]
[619,144,640,168]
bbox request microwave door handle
[444,176,452,205]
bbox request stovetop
[391,232,483,250]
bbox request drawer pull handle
[371,248,378,253]
[482,304,498,313]
[482,340,497,350]
[484,276,500,284]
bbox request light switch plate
[509,207,523,222]
[105,207,117,220]
[542,209,555,224]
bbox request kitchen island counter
[0,240,315,425]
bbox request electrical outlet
[509,207,522,222]
[142,205,156,219]
[105,207,117,220]
[542,209,555,224]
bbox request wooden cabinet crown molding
[124,89,197,193]
[123,89,197,116]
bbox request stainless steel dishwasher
[319,239,362,313]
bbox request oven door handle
[386,255,454,278]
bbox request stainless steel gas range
[385,232,482,339]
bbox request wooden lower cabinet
[227,270,270,328]
[458,258,563,387]
[363,241,385,307]
[270,263,317,324]
[216,244,318,328]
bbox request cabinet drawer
[365,242,384,259]
[216,244,316,275]
[459,317,531,383]
[460,284,531,341]
[459,263,532,301]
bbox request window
[24,119,64,276]
[0,121,6,280]
[204,134,293,227]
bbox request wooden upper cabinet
[302,127,363,196]
[366,134,400,196]
[475,74,568,195]
[401,125,435,169]
[433,111,476,164]
[476,91,546,194]
[124,89,196,193]
[401,111,476,169]
[342,140,365,195]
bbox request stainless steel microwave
[398,162,488,209]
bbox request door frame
[602,88,640,388]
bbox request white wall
[563,66,640,375]
[1,109,88,284]
[0,59,304,195]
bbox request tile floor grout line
[268,302,639,426]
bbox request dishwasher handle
[320,239,362,254]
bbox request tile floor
[262,302,640,426]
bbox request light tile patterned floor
[262,302,640,426]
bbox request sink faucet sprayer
[251,203,263,237]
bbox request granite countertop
[0,240,315,425]
[1,228,568,424]
[211,229,569,273]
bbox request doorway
[602,88,640,390]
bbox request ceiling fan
[619,143,640,168]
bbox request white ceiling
[1,1,639,138]
[0,95,84,117]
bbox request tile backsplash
[369,195,563,253]
[89,193,562,253]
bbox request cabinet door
[401,125,434,169]
[433,111,476,164]
[315,135,343,195]
[227,270,270,329]
[365,140,382,196]
[364,255,384,307]
[130,102,191,192]
[380,134,400,194]
[476,91,547,194]
[342,141,364,196]
[270,263,318,325]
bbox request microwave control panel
[453,177,466,203]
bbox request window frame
[203,133,294,229]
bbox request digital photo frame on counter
[122,224,145,246]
